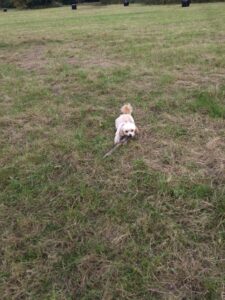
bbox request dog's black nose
[129,134,132,137]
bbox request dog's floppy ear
[119,128,124,137]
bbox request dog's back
[116,104,135,129]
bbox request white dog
[114,103,138,144]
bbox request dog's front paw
[114,135,120,144]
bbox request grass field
[1,3,225,299]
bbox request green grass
[1,3,225,299]
[190,91,225,118]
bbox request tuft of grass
[171,182,213,200]
[190,92,225,118]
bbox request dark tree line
[101,0,223,4]
[0,0,223,9]
[0,0,71,8]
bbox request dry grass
[0,3,225,299]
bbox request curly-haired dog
[114,103,138,144]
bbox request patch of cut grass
[0,42,10,49]
[171,182,213,200]
[190,91,225,118]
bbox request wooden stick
[103,136,130,158]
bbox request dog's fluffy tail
[121,103,133,115]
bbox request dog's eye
[125,130,128,133]
[131,129,134,132]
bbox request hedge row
[101,0,223,4]
[0,0,223,9]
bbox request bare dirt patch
[174,66,225,89]
[67,55,127,69]
[11,46,47,73]
[139,113,225,182]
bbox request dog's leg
[114,130,121,144]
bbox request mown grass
[0,3,225,299]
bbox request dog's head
[120,122,138,139]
